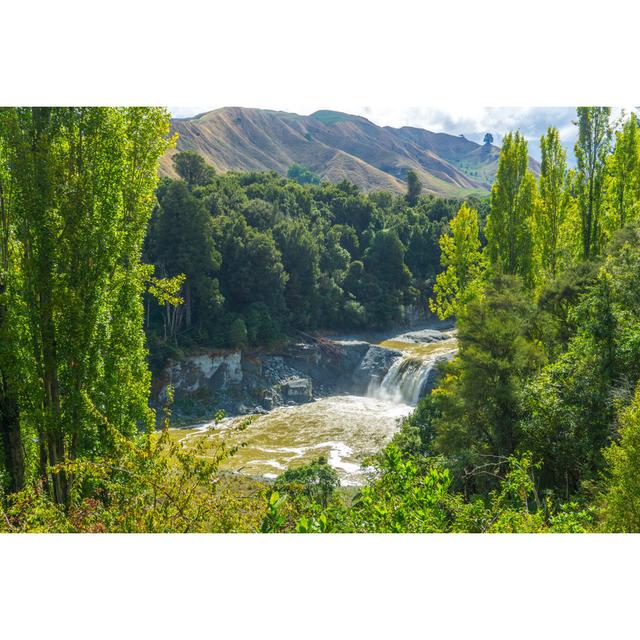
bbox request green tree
[0,107,170,504]
[430,202,485,319]
[601,383,640,531]
[272,218,320,329]
[574,107,611,258]
[605,113,640,232]
[146,180,222,341]
[273,456,339,508]
[363,229,412,326]
[287,163,320,185]
[0,137,25,492]
[216,214,288,319]
[485,132,537,286]
[535,127,572,280]
[520,230,640,495]
[172,150,215,186]
[227,317,248,348]
[433,276,545,490]
[406,169,422,206]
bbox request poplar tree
[606,113,640,232]
[0,138,25,491]
[406,169,422,206]
[575,107,611,258]
[485,132,537,287]
[0,107,170,503]
[536,127,571,280]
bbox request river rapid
[172,329,457,485]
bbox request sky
[169,105,630,165]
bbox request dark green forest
[2,106,640,532]
[144,152,465,367]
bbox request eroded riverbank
[168,326,457,485]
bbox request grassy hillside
[159,107,538,196]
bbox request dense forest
[2,106,640,532]
[143,153,465,369]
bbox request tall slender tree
[0,107,170,503]
[535,127,571,280]
[574,107,611,258]
[0,138,25,492]
[606,113,640,232]
[485,131,537,287]
[406,169,422,206]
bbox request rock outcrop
[351,344,403,394]
[155,339,404,424]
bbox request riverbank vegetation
[2,107,640,532]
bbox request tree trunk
[31,107,69,506]
[0,146,23,492]
[0,377,24,492]
[40,293,68,505]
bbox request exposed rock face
[392,328,456,344]
[159,352,243,401]
[279,340,403,395]
[421,350,456,395]
[154,340,404,423]
[351,344,403,394]
[280,377,313,403]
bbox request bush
[273,456,339,508]
[227,317,248,348]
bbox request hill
[160,107,539,196]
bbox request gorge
[164,325,457,484]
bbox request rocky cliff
[155,340,403,425]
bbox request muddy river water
[172,331,457,485]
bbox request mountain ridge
[160,107,539,196]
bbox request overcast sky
[170,106,635,165]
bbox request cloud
[371,107,579,161]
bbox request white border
[1,1,638,637]
[1,534,638,639]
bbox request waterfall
[367,357,432,405]
[368,346,456,406]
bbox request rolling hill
[160,107,539,197]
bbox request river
[172,329,457,485]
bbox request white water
[368,356,438,405]
[176,395,413,485]
[368,336,457,405]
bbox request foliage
[605,113,640,233]
[406,169,422,206]
[5,105,640,533]
[485,131,537,287]
[144,169,463,355]
[0,403,266,533]
[431,276,545,493]
[287,163,320,185]
[173,150,215,186]
[574,107,611,258]
[600,382,640,531]
[0,107,171,504]
[536,126,573,280]
[269,446,595,533]
[429,202,485,319]
[273,456,339,508]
